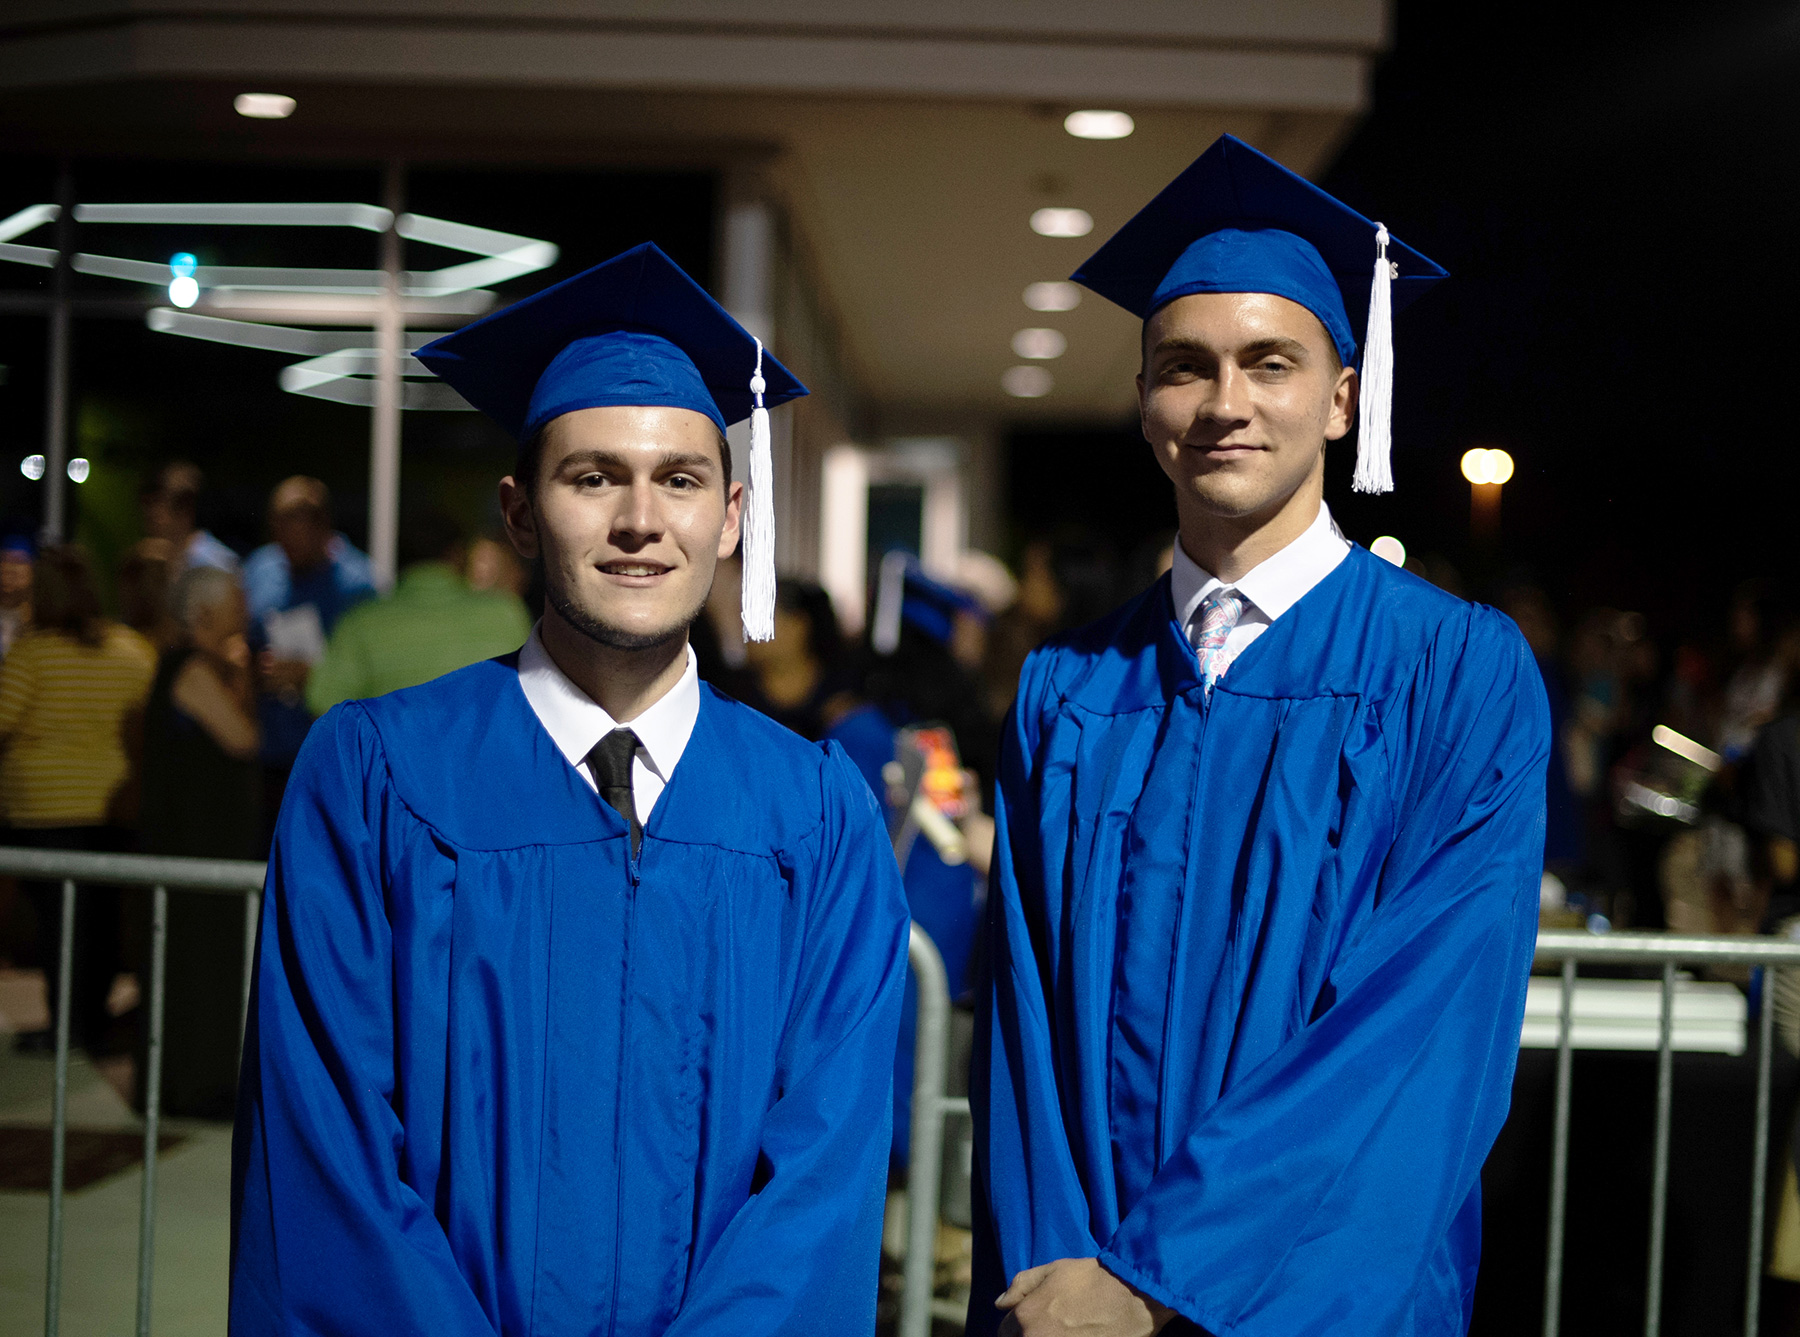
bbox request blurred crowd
[6,465,1800,1135]
[0,462,530,1115]
[1498,576,1800,943]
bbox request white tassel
[740,338,778,642]
[1353,222,1396,495]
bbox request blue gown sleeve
[229,705,499,1336]
[969,649,1103,1331]
[663,742,910,1335]
[1098,607,1551,1335]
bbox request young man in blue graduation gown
[970,137,1551,1337]
[230,243,911,1336]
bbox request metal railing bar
[135,885,168,1337]
[1537,930,1800,967]
[0,846,264,892]
[1646,960,1676,1337]
[1543,958,1576,1337]
[240,890,260,1054]
[44,878,74,1337]
[902,925,951,1337]
[1746,969,1775,1337]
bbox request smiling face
[1137,290,1356,531]
[500,404,741,651]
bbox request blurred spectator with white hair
[139,563,262,1117]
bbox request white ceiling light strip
[0,203,61,267]
[74,202,394,231]
[0,201,558,410]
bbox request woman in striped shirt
[0,544,157,1052]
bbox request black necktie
[588,727,643,857]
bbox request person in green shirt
[307,511,531,715]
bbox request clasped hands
[996,1256,1177,1337]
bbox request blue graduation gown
[969,548,1549,1336]
[230,657,910,1336]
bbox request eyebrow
[554,448,717,475]
[1150,334,1312,361]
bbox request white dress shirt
[1169,501,1351,680]
[517,624,700,825]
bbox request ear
[1324,364,1358,442]
[716,479,744,561]
[499,476,539,561]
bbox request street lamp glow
[1459,447,1515,485]
[1023,280,1080,312]
[1011,328,1067,360]
[1030,208,1093,238]
[1370,535,1407,567]
[66,457,90,484]
[1002,365,1053,397]
[235,93,297,119]
[1064,110,1134,140]
[19,454,45,481]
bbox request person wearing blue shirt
[242,476,376,810]
[140,461,241,574]
[231,245,910,1335]
[971,137,1550,1337]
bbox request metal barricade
[34,854,1791,1337]
[901,923,970,1337]
[1535,929,1800,1337]
[0,846,266,1337]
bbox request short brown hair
[33,544,105,647]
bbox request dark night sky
[1015,0,1800,640]
[1329,0,1800,623]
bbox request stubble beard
[546,570,708,653]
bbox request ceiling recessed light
[20,454,45,481]
[66,457,91,484]
[235,93,297,120]
[1012,328,1067,360]
[1023,281,1080,312]
[1064,110,1134,140]
[1002,366,1053,398]
[1030,208,1092,239]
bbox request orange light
[1460,448,1515,485]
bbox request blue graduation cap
[1072,135,1447,494]
[416,242,807,640]
[869,551,986,656]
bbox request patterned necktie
[1192,588,1249,695]
[587,727,643,857]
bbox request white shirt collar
[517,623,700,785]
[1170,501,1351,630]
